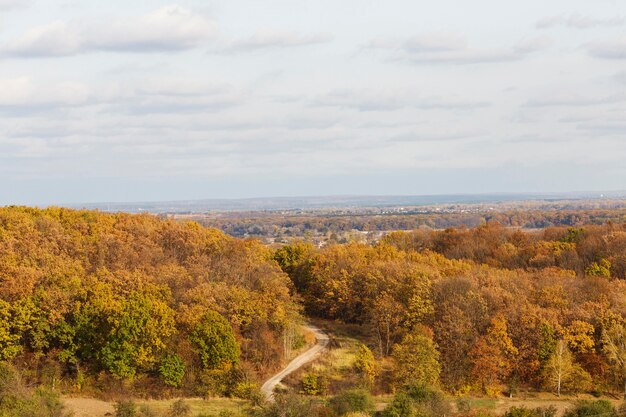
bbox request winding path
[261,324,329,401]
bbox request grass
[137,397,247,415]
[466,398,497,410]
[63,396,248,417]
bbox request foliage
[353,344,378,386]
[159,354,186,387]
[0,207,299,393]
[328,389,374,416]
[190,311,240,370]
[251,393,322,417]
[392,333,441,387]
[301,372,328,396]
[168,399,191,417]
[115,400,138,417]
[563,401,618,417]
[0,363,69,417]
[502,406,557,417]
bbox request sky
[0,0,625,205]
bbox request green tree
[392,333,441,387]
[101,291,176,379]
[159,354,186,387]
[190,311,240,370]
[0,300,22,360]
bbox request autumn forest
[0,206,625,417]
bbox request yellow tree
[602,322,626,399]
[544,340,572,397]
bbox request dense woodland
[275,222,626,398]
[0,206,299,399]
[0,206,625,417]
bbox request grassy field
[63,396,248,417]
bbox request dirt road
[261,324,329,401]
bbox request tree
[0,300,22,360]
[371,292,404,356]
[469,315,518,392]
[392,333,441,387]
[543,340,592,396]
[100,291,176,379]
[159,354,186,387]
[190,310,240,370]
[353,343,378,387]
[544,340,573,396]
[564,321,595,354]
[602,322,626,399]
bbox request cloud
[0,0,29,10]
[524,92,626,107]
[513,36,552,53]
[0,5,217,57]
[367,32,541,65]
[389,130,485,143]
[536,14,624,29]
[224,29,333,52]
[0,77,242,116]
[586,37,626,60]
[0,77,94,114]
[313,89,490,111]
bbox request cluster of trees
[197,208,626,240]
[275,233,626,397]
[0,207,301,395]
[382,222,626,279]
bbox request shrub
[115,400,138,417]
[168,399,191,417]
[563,401,617,417]
[382,392,415,417]
[329,389,374,416]
[301,373,327,396]
[502,407,557,417]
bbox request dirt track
[260,324,329,400]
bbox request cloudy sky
[1,0,625,205]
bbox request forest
[0,206,625,417]
[192,207,626,244]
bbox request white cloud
[0,0,29,10]
[0,77,93,112]
[514,36,552,53]
[586,37,626,59]
[367,33,542,65]
[225,29,333,52]
[537,13,624,29]
[0,5,217,57]
[313,89,490,111]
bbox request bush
[252,393,319,417]
[382,392,415,417]
[301,373,327,396]
[502,407,557,417]
[0,363,69,417]
[232,382,264,406]
[563,401,617,417]
[115,400,138,417]
[329,389,374,416]
[168,399,191,417]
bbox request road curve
[261,324,329,401]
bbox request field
[63,397,247,417]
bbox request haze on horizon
[1,0,625,206]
